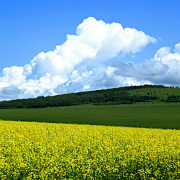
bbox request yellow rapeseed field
[0,120,180,179]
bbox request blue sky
[0,0,180,101]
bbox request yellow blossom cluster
[0,120,180,179]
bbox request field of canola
[0,120,180,180]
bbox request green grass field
[0,103,180,129]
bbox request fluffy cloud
[0,66,26,86]
[151,44,180,84]
[174,43,180,53]
[104,42,180,86]
[0,86,23,100]
[0,17,157,101]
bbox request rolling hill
[0,85,180,109]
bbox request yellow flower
[0,120,180,179]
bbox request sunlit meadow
[0,120,180,179]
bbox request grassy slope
[0,103,180,129]
[128,87,180,101]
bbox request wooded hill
[0,85,180,109]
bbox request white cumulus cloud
[174,42,180,53]
[105,43,180,87]
[0,17,157,101]
[0,66,26,86]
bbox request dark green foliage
[166,95,180,102]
